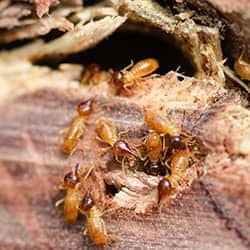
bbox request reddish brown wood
[0,88,249,249]
[0,1,250,249]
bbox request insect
[63,164,81,223]
[81,64,110,85]
[96,118,137,173]
[111,58,159,89]
[63,116,86,154]
[79,191,108,247]
[144,132,163,163]
[158,150,191,203]
[234,54,250,81]
[145,110,190,151]
[63,97,95,154]
[142,132,164,175]
[169,135,185,150]
[96,118,119,147]
[81,64,101,84]
[77,97,95,116]
[144,110,180,137]
[87,206,108,247]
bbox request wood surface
[0,0,250,249]
[0,88,249,250]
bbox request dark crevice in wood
[36,30,195,76]
[105,183,119,197]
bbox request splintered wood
[0,0,250,249]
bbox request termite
[111,58,159,89]
[234,54,250,81]
[144,109,190,153]
[87,206,108,247]
[144,132,163,163]
[96,118,137,173]
[158,150,191,202]
[96,118,118,147]
[63,97,95,154]
[142,132,163,175]
[144,110,180,137]
[81,64,111,85]
[63,116,86,154]
[81,64,101,85]
[63,164,81,223]
[79,191,108,247]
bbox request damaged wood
[0,0,250,249]
[0,15,126,62]
[0,7,77,43]
[111,0,224,83]
[34,0,60,18]
[0,82,249,248]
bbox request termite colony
[57,58,202,247]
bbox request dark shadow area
[0,37,30,50]
[83,0,103,6]
[38,30,195,76]
[105,183,119,197]
[0,29,65,50]
[0,25,195,76]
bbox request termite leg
[140,73,160,80]
[118,129,130,137]
[143,157,149,166]
[83,228,87,236]
[159,155,165,166]
[58,182,66,190]
[121,157,127,175]
[122,60,134,72]
[162,135,166,152]
[131,146,143,160]
[83,165,95,180]
[95,135,105,143]
[115,154,121,163]
[100,146,111,152]
[165,161,171,171]
[55,198,65,208]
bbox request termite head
[158,178,172,202]
[63,163,79,188]
[77,97,95,116]
[170,136,185,149]
[80,190,95,212]
[64,171,78,188]
[87,63,100,74]
[113,140,137,159]
[81,64,101,84]
[111,71,123,87]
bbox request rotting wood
[0,74,249,248]
[0,0,250,249]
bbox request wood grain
[1,1,250,248]
[0,88,249,250]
